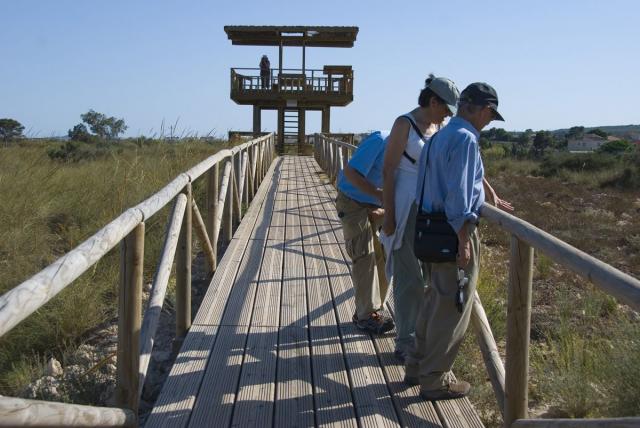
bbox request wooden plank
[372,333,442,427]
[187,325,249,428]
[273,156,315,427]
[231,326,279,427]
[192,159,281,326]
[251,241,284,327]
[434,399,484,428]
[149,160,281,427]
[299,158,358,427]
[274,326,314,428]
[304,158,400,428]
[146,325,219,428]
[189,157,280,427]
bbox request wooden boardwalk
[147,156,484,428]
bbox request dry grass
[0,139,229,395]
[457,157,640,426]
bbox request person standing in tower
[260,55,271,89]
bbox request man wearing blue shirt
[405,82,505,400]
[336,131,394,334]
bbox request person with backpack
[336,131,394,334]
[379,75,460,362]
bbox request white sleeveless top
[379,113,438,280]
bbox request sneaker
[352,311,394,335]
[420,381,471,401]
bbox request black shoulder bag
[413,132,459,263]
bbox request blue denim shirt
[415,117,485,233]
[337,131,388,206]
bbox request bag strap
[402,114,427,141]
[399,114,426,164]
[417,130,438,213]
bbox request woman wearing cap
[380,74,460,362]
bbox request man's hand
[368,207,385,222]
[495,197,514,212]
[457,237,471,268]
[483,178,514,212]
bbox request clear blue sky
[2,0,639,137]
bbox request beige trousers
[336,192,387,320]
[405,226,480,391]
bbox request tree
[566,126,585,141]
[598,139,633,154]
[77,109,127,140]
[530,130,553,158]
[511,129,533,157]
[0,118,25,142]
[590,128,608,138]
[68,123,92,142]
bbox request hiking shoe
[420,381,471,401]
[352,311,394,335]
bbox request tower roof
[224,25,358,47]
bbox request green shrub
[535,153,618,177]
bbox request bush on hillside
[535,153,618,177]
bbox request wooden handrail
[0,208,142,337]
[0,133,276,426]
[0,397,136,427]
[481,204,640,312]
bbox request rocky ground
[19,253,213,426]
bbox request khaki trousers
[405,226,480,391]
[336,192,387,320]
[392,204,428,352]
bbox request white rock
[46,358,63,377]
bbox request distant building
[567,133,620,152]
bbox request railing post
[206,163,219,274]
[243,152,249,207]
[247,146,256,200]
[116,222,144,415]
[331,143,340,185]
[504,235,534,427]
[223,161,233,244]
[232,153,241,225]
[341,146,348,171]
[176,183,192,341]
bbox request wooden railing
[0,133,276,427]
[313,133,640,428]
